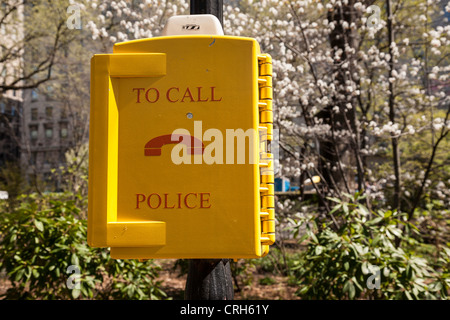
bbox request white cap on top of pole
[161,14,224,36]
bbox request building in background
[0,95,22,167]
[0,3,24,173]
[20,85,73,190]
[1,1,84,192]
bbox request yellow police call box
[88,16,274,259]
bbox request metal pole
[184,0,233,300]
[185,259,234,299]
[190,0,223,26]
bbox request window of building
[46,85,55,100]
[31,90,38,101]
[60,150,66,163]
[61,107,68,119]
[44,172,52,183]
[30,125,38,140]
[28,174,36,185]
[45,127,53,139]
[60,123,68,138]
[31,108,38,121]
[45,106,53,119]
[30,152,37,165]
[44,152,51,165]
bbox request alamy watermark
[366,264,381,290]
[158,120,279,175]
[66,265,81,290]
[366,5,381,29]
[66,2,81,30]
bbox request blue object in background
[275,177,290,192]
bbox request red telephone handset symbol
[144,134,205,156]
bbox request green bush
[289,192,450,300]
[430,246,450,298]
[258,276,276,286]
[0,193,167,300]
[249,246,304,276]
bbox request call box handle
[109,53,166,77]
[107,221,166,247]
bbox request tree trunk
[319,1,362,199]
[386,0,402,215]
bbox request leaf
[326,197,341,203]
[371,235,381,246]
[71,253,79,266]
[127,285,135,298]
[368,217,383,225]
[32,268,40,278]
[315,245,324,255]
[362,261,369,275]
[310,232,319,244]
[352,277,364,291]
[298,233,309,244]
[344,261,349,271]
[406,264,413,279]
[72,288,81,299]
[25,266,32,279]
[343,280,350,293]
[34,219,44,232]
[385,229,394,240]
[342,192,353,200]
[343,203,349,215]
[344,280,356,299]
[329,204,341,215]
[405,290,413,300]
[388,226,403,238]
[429,281,442,292]
[14,269,25,282]
[358,204,370,216]
[348,281,355,299]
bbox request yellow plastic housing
[88,35,274,259]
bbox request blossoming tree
[86,0,449,244]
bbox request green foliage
[0,162,29,209]
[49,143,90,214]
[0,193,166,300]
[411,198,450,247]
[289,192,449,300]
[251,246,304,276]
[430,247,450,299]
[258,276,276,286]
[230,259,256,291]
[172,259,190,277]
[231,246,306,293]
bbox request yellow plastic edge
[88,53,168,248]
